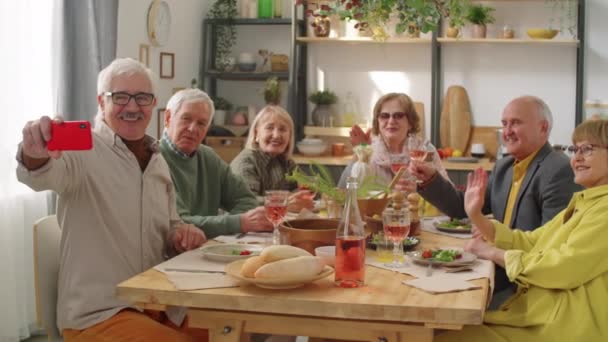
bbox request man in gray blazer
[409,95,581,296]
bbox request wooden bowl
[357,197,390,220]
[279,219,338,254]
[526,28,558,39]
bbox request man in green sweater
[160,88,273,238]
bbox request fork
[426,263,433,277]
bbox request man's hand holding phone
[21,116,93,170]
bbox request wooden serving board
[440,86,472,151]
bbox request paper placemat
[366,257,494,294]
[403,276,481,294]
[213,232,272,245]
[155,249,227,273]
[165,272,239,291]
[155,249,240,291]
[421,217,473,239]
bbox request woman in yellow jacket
[438,119,608,341]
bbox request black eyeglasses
[566,144,608,157]
[103,92,155,106]
[378,112,407,121]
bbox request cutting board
[440,86,472,151]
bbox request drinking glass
[264,190,289,245]
[407,135,432,183]
[389,153,409,175]
[382,207,410,268]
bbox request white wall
[116,0,211,138]
[115,0,608,144]
[585,0,608,103]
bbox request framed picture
[157,107,166,138]
[138,44,150,67]
[172,87,185,94]
[160,52,175,79]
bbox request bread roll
[254,256,324,279]
[260,245,312,262]
[240,256,266,278]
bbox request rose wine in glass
[382,207,410,268]
[264,190,289,245]
[409,149,428,162]
[335,177,366,288]
[390,153,409,174]
[335,236,366,288]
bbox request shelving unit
[296,37,432,44]
[292,1,586,146]
[199,17,308,161]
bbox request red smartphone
[47,121,93,151]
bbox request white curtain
[0,1,54,341]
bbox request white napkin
[213,232,271,245]
[421,217,473,239]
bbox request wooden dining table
[116,231,491,342]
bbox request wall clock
[147,0,171,46]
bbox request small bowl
[299,138,324,145]
[238,62,256,72]
[297,142,327,156]
[314,246,335,267]
[527,28,558,40]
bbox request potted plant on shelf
[437,0,470,38]
[212,96,233,126]
[208,0,237,71]
[296,0,336,38]
[465,3,495,38]
[263,77,281,105]
[394,0,441,38]
[309,90,338,127]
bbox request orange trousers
[63,309,209,342]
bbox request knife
[164,268,225,274]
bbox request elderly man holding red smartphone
[17,58,207,341]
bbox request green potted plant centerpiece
[465,3,495,38]
[309,90,338,127]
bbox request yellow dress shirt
[502,148,541,226]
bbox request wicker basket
[270,54,288,72]
[279,219,338,254]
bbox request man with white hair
[409,95,581,300]
[17,58,207,341]
[160,88,272,238]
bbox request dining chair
[33,215,62,341]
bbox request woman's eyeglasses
[566,144,608,157]
[378,112,407,121]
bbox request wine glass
[389,153,409,175]
[264,190,289,245]
[407,135,432,183]
[382,207,410,268]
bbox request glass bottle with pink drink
[334,177,366,288]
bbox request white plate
[200,244,262,263]
[225,259,334,289]
[408,250,477,266]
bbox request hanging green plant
[208,0,237,70]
